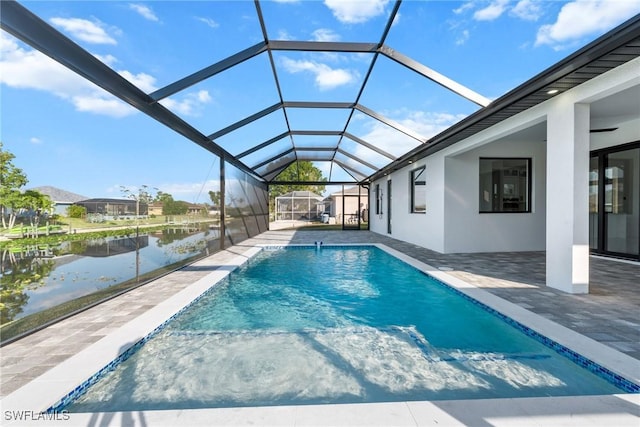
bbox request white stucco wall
[443,138,547,253]
[372,157,447,252]
[370,135,547,254]
[370,56,639,263]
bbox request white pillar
[546,101,590,293]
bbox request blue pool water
[63,246,633,412]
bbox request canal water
[0,226,220,325]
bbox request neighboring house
[325,186,369,225]
[148,203,163,216]
[29,186,88,216]
[74,198,148,219]
[185,202,206,215]
[275,191,324,221]
[147,202,207,216]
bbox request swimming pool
[54,245,637,412]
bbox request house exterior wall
[329,189,369,223]
[370,56,639,294]
[443,138,547,253]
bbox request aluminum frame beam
[208,103,282,140]
[269,40,378,53]
[270,181,356,185]
[336,148,378,171]
[356,104,427,143]
[236,132,290,159]
[283,101,354,109]
[261,159,296,181]
[291,130,342,136]
[296,147,337,152]
[149,42,268,101]
[334,159,367,181]
[343,132,396,160]
[252,148,295,171]
[379,45,492,107]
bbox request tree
[208,190,221,209]
[0,142,29,229]
[20,190,53,237]
[270,161,326,197]
[67,205,87,219]
[120,185,158,216]
[164,199,189,215]
[269,161,326,214]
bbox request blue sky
[2,0,640,202]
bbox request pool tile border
[420,271,639,393]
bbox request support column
[546,102,590,293]
[219,156,226,250]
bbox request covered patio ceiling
[2,1,639,186]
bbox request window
[479,158,531,213]
[375,183,382,214]
[410,166,426,213]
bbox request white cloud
[118,70,158,93]
[30,137,43,144]
[196,17,219,29]
[535,0,640,49]
[159,90,213,117]
[277,29,295,40]
[129,3,159,22]
[72,95,136,117]
[280,57,358,90]
[0,33,135,117]
[94,53,118,67]
[510,0,542,21]
[0,33,211,118]
[399,111,466,138]
[473,0,510,21]
[49,17,117,45]
[352,110,465,163]
[453,2,475,15]
[456,29,470,45]
[312,28,341,42]
[324,0,390,24]
[456,0,542,22]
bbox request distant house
[148,203,163,216]
[147,202,207,216]
[184,202,205,215]
[275,191,324,221]
[30,186,88,216]
[74,198,148,219]
[325,186,369,224]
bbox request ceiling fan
[590,127,618,133]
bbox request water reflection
[0,227,219,325]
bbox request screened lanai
[2,0,639,234]
[275,191,324,222]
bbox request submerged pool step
[166,326,551,363]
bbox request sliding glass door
[590,142,640,260]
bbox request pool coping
[1,243,639,426]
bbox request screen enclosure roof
[1,1,639,185]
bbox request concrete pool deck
[1,229,639,426]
